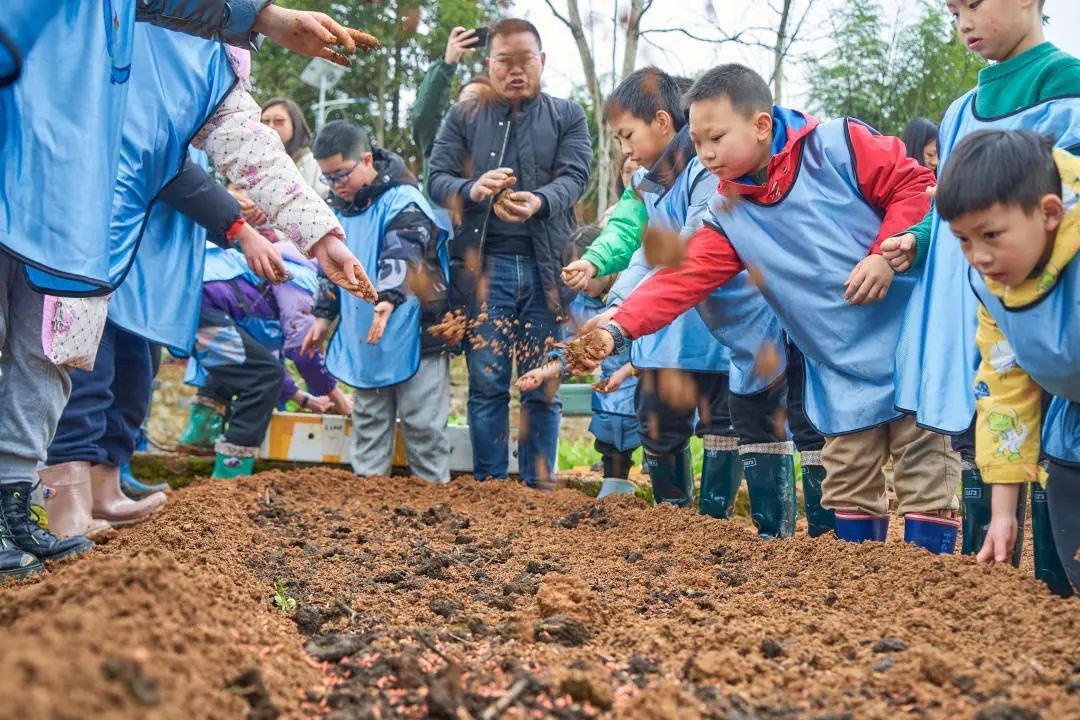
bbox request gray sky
[521,0,1080,111]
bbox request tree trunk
[621,0,646,80]
[772,0,793,104]
[374,53,387,147]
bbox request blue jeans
[48,321,154,467]
[466,254,562,486]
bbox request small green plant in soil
[272,578,296,613]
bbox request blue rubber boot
[903,512,961,554]
[597,479,637,499]
[119,463,169,501]
[834,512,889,543]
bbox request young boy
[934,129,1079,595]
[569,64,962,553]
[563,67,824,539]
[304,121,453,484]
[885,0,1080,560]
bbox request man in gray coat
[427,18,593,489]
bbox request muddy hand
[301,318,330,359]
[367,301,394,345]
[561,259,597,292]
[253,5,380,67]
[312,235,376,302]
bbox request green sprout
[272,578,297,613]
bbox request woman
[901,117,939,172]
[261,96,323,191]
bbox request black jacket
[427,92,593,318]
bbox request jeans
[48,321,153,467]
[465,253,562,487]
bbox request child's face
[608,109,675,170]
[317,152,377,203]
[946,0,1041,62]
[688,97,773,182]
[949,196,1063,286]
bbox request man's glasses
[320,163,358,187]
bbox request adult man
[427,18,592,488]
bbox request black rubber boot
[698,436,741,519]
[740,444,798,539]
[960,466,1025,567]
[1032,484,1074,598]
[800,458,835,538]
[1,482,93,564]
[644,446,695,508]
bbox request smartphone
[473,26,489,49]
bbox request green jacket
[410,60,456,189]
[907,42,1080,268]
[580,183,649,277]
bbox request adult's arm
[613,223,744,340]
[580,184,648,277]
[158,156,242,246]
[531,102,593,217]
[411,61,456,158]
[136,0,268,49]
[426,104,472,206]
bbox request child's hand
[301,318,331,358]
[881,233,917,273]
[252,5,380,67]
[305,394,334,413]
[516,369,545,392]
[311,234,377,302]
[594,362,634,393]
[328,387,353,415]
[976,483,1022,564]
[562,259,598,292]
[367,301,395,344]
[567,328,616,375]
[844,254,894,305]
[235,223,289,282]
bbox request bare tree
[769,0,817,103]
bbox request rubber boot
[698,436,742,519]
[800,452,835,538]
[39,462,112,539]
[90,465,166,526]
[212,441,257,479]
[1032,485,1074,598]
[739,443,798,539]
[597,479,636,499]
[1,482,92,563]
[119,463,170,501]
[643,447,694,507]
[0,490,43,580]
[903,512,961,554]
[178,401,225,453]
[834,511,890,543]
[961,465,1026,566]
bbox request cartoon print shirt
[974,149,1080,484]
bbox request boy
[304,121,453,484]
[564,67,822,539]
[569,64,962,553]
[934,129,1079,594]
[885,0,1080,560]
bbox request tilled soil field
[1,468,1079,720]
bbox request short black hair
[312,120,371,162]
[900,117,939,169]
[605,66,692,131]
[936,130,1061,222]
[489,18,542,51]
[683,64,773,118]
[564,224,602,266]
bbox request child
[569,64,962,553]
[563,67,816,539]
[303,121,453,484]
[934,129,1080,595]
[885,0,1080,563]
[519,225,640,498]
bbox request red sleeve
[847,120,935,254]
[613,223,744,340]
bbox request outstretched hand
[566,329,616,375]
[234,223,288,282]
[253,5,379,67]
[301,318,331,359]
[561,259,598,292]
[311,235,377,302]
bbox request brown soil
[2,469,1079,720]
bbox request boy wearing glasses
[304,121,454,483]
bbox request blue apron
[0,0,70,86]
[1,0,135,293]
[105,26,236,351]
[326,184,450,389]
[709,118,915,435]
[970,258,1080,463]
[894,92,1080,434]
[618,163,732,374]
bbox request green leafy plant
[272,578,297,613]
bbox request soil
[3,468,1079,720]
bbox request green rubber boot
[799,452,835,538]
[740,442,798,540]
[178,401,224,453]
[644,446,694,508]
[212,449,256,480]
[698,436,742,519]
[961,465,1025,567]
[1032,484,1074,598]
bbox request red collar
[718,114,820,205]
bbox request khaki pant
[821,415,959,516]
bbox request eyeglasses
[320,163,358,187]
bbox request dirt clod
[534,615,591,646]
[101,658,161,707]
[872,636,908,653]
[760,637,784,659]
[304,632,368,662]
[226,669,278,720]
[974,704,1042,720]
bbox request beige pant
[821,415,959,516]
